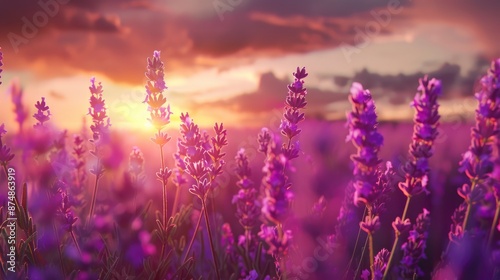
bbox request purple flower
[363,248,390,280]
[33,97,51,127]
[258,224,293,257]
[261,150,293,225]
[221,223,235,254]
[399,208,431,278]
[347,82,383,207]
[233,148,261,230]
[360,214,381,234]
[7,80,29,131]
[0,124,15,166]
[145,50,172,137]
[281,67,308,160]
[258,128,272,154]
[88,77,111,143]
[129,146,144,178]
[399,76,441,197]
[453,59,500,235]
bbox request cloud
[334,58,491,104]
[0,0,498,87]
[197,71,345,114]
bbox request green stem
[343,207,367,279]
[70,230,82,257]
[171,183,181,217]
[53,223,66,277]
[462,180,477,232]
[202,199,221,280]
[182,204,204,263]
[87,159,101,227]
[159,143,168,227]
[354,236,369,279]
[369,233,374,279]
[383,196,412,280]
[488,198,500,248]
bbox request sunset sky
[0,0,499,131]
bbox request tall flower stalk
[258,67,308,277]
[399,209,431,279]
[0,124,15,174]
[8,80,29,134]
[484,59,500,247]
[347,82,384,278]
[232,148,260,251]
[384,76,441,279]
[87,77,111,226]
[177,113,227,279]
[144,50,173,227]
[453,59,500,246]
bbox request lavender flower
[0,124,15,166]
[362,248,390,280]
[258,128,272,154]
[129,146,144,181]
[8,80,29,132]
[261,150,293,225]
[456,59,500,236]
[399,76,441,197]
[33,97,51,128]
[399,208,431,279]
[258,224,293,257]
[346,82,383,207]
[280,67,308,160]
[87,77,111,224]
[71,135,87,190]
[233,148,260,231]
[145,50,172,147]
[221,223,235,255]
[88,77,110,143]
[448,202,466,244]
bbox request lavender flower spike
[399,208,431,279]
[233,148,260,231]
[33,97,51,128]
[399,76,441,197]
[458,59,500,233]
[347,82,383,207]
[0,124,15,166]
[280,67,308,160]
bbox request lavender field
[2,1,500,280]
[1,48,500,279]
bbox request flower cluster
[261,148,292,226]
[399,209,431,278]
[145,50,172,147]
[280,67,308,160]
[129,146,144,180]
[88,77,111,143]
[347,82,384,207]
[71,135,87,190]
[8,81,29,131]
[178,113,227,199]
[455,59,500,235]
[0,124,15,166]
[362,248,390,280]
[258,224,293,257]
[33,97,51,128]
[56,187,78,233]
[399,77,441,197]
[232,148,260,231]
